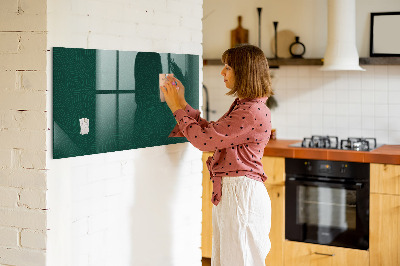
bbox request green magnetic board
[52,47,199,159]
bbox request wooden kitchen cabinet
[370,193,400,266]
[264,184,285,266]
[261,156,285,186]
[370,163,400,266]
[261,156,285,266]
[202,152,213,258]
[284,241,369,266]
[370,163,400,195]
[201,154,286,266]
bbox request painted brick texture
[0,0,48,265]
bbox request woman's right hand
[168,76,187,107]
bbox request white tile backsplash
[374,90,388,104]
[204,65,400,144]
[388,91,400,104]
[335,74,349,90]
[389,117,400,131]
[388,74,400,91]
[336,115,348,129]
[374,65,388,76]
[285,66,298,77]
[336,103,349,116]
[348,71,362,90]
[298,77,311,89]
[361,104,374,117]
[286,77,299,89]
[362,90,375,103]
[375,130,389,144]
[375,104,389,117]
[323,103,336,116]
[375,117,389,129]
[389,104,400,117]
[374,77,388,91]
[362,116,375,130]
[389,131,400,143]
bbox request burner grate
[301,135,339,149]
[296,136,378,151]
[340,137,377,151]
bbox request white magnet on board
[79,118,89,135]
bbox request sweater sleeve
[168,103,212,137]
[171,106,256,152]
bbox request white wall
[203,0,400,145]
[0,0,48,265]
[46,1,203,266]
[203,0,400,58]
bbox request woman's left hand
[161,77,184,113]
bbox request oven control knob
[304,161,312,171]
[340,164,347,174]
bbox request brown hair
[221,44,273,99]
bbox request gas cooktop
[289,135,383,151]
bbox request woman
[162,44,273,266]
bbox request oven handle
[286,177,364,189]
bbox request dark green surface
[53,47,199,159]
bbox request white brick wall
[0,227,19,247]
[21,229,47,250]
[0,0,48,265]
[0,187,19,208]
[2,0,203,265]
[46,1,203,266]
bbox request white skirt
[211,176,271,266]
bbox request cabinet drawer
[284,241,369,266]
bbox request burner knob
[340,164,347,174]
[305,161,312,171]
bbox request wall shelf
[203,58,322,67]
[268,58,323,67]
[359,57,400,65]
[203,57,400,67]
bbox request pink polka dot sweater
[168,97,272,206]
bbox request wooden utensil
[231,16,249,48]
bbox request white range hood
[320,0,365,71]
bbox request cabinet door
[202,152,213,258]
[370,163,400,195]
[264,184,284,266]
[284,241,369,266]
[261,156,285,185]
[370,193,400,266]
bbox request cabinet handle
[314,252,335,257]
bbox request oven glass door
[286,179,369,250]
[298,185,356,230]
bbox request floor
[202,257,211,266]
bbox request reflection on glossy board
[52,47,199,159]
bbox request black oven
[285,158,369,250]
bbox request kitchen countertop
[263,139,400,165]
